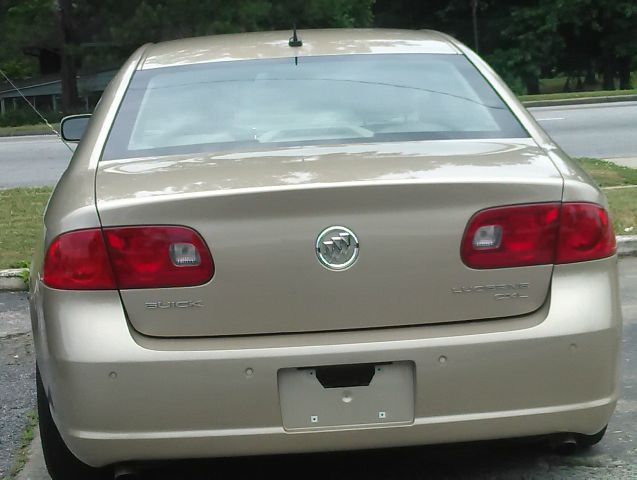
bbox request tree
[496,1,564,94]
[1,0,635,102]
[1,0,375,113]
[470,0,479,53]
[563,0,637,90]
[0,0,56,79]
[55,0,81,110]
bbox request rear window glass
[102,54,528,160]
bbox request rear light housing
[556,203,616,264]
[461,202,615,269]
[43,229,117,290]
[43,226,214,290]
[103,226,214,289]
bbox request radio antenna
[289,23,303,47]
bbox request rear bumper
[32,258,622,467]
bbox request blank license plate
[278,361,415,430]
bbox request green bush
[0,108,66,127]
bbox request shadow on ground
[136,438,628,480]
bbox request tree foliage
[0,0,56,77]
[374,0,637,94]
[0,0,635,107]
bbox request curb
[523,94,637,108]
[1,237,635,292]
[15,428,48,480]
[618,235,637,258]
[0,268,28,291]
[0,130,56,138]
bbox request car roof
[139,28,461,70]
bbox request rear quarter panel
[30,45,149,387]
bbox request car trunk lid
[95,139,563,337]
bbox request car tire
[576,426,608,448]
[37,367,112,480]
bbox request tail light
[43,226,214,290]
[103,226,213,288]
[461,202,615,269]
[43,229,117,290]
[556,203,616,264]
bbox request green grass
[538,76,571,94]
[575,158,637,235]
[6,411,38,480]
[0,123,60,137]
[576,158,637,188]
[537,73,637,95]
[534,71,637,95]
[0,187,52,269]
[520,89,637,102]
[605,188,637,235]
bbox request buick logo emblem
[316,226,359,271]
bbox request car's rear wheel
[37,367,111,480]
[548,426,608,454]
[576,426,607,448]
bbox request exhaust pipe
[550,434,578,455]
[114,464,140,480]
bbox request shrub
[0,108,67,127]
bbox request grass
[605,188,637,235]
[0,187,52,269]
[576,158,637,188]
[575,158,637,235]
[0,160,633,270]
[0,123,59,137]
[537,71,637,94]
[6,411,38,480]
[520,88,637,102]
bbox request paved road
[0,292,34,480]
[0,101,636,188]
[530,101,637,159]
[2,258,636,479]
[0,136,73,189]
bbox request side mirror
[60,114,91,142]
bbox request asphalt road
[1,257,636,479]
[0,136,73,189]
[0,101,636,188]
[0,292,34,480]
[530,101,637,159]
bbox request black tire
[37,367,112,480]
[575,426,608,448]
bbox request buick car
[30,29,621,479]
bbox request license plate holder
[278,361,415,430]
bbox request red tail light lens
[43,226,214,290]
[103,226,214,289]
[556,203,616,264]
[461,202,615,269]
[461,203,561,269]
[43,229,116,290]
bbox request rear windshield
[102,54,528,160]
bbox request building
[0,70,116,115]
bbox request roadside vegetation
[605,189,636,235]
[520,89,637,103]
[0,187,51,269]
[577,158,637,187]
[1,1,635,114]
[6,410,38,480]
[0,123,59,137]
[0,159,634,270]
[575,158,636,235]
